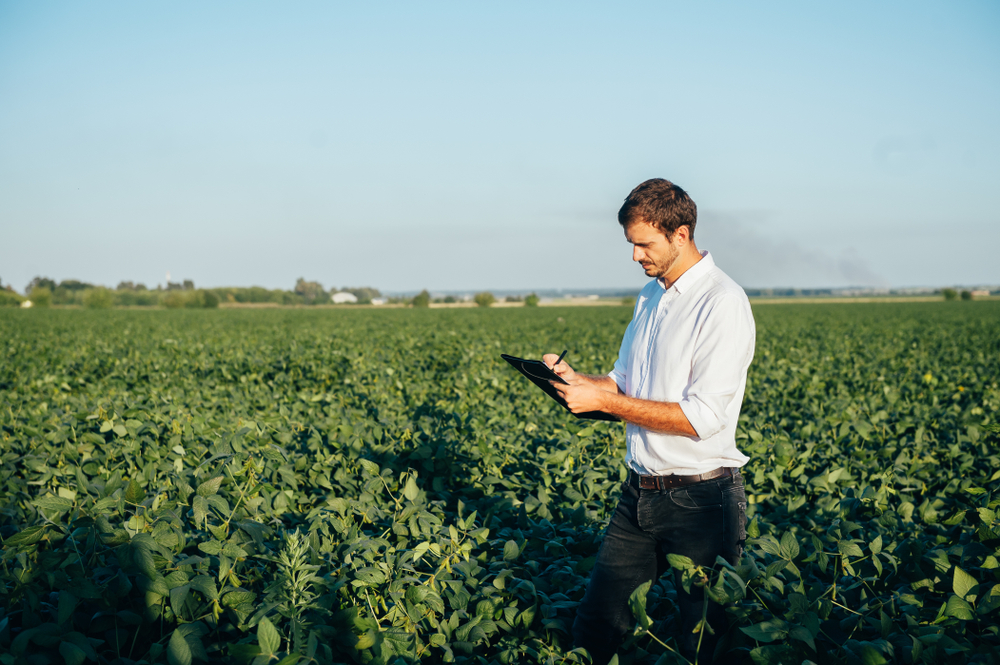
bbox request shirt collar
[658,250,714,294]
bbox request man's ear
[672,225,691,246]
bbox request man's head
[617,178,697,240]
[618,178,700,281]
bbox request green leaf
[62,632,98,661]
[170,584,191,618]
[196,476,224,497]
[788,625,816,650]
[869,535,883,555]
[198,540,223,555]
[192,495,208,524]
[4,525,47,548]
[518,604,536,627]
[354,567,386,585]
[258,616,281,656]
[858,645,888,665]
[424,590,445,614]
[739,619,788,643]
[747,515,760,538]
[412,541,431,562]
[190,575,218,600]
[93,497,117,512]
[406,585,430,604]
[779,532,800,560]
[238,520,270,545]
[838,540,863,558]
[208,523,228,540]
[59,642,87,665]
[628,580,653,629]
[492,569,514,590]
[475,599,496,618]
[945,595,975,620]
[113,423,129,437]
[223,590,256,607]
[148,576,170,597]
[132,541,157,578]
[666,553,695,571]
[953,566,977,600]
[359,459,380,476]
[403,475,419,501]
[503,539,519,562]
[33,495,73,513]
[262,445,286,462]
[168,628,193,665]
[58,590,79,626]
[754,535,781,556]
[125,479,145,504]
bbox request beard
[640,243,680,278]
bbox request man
[544,178,755,663]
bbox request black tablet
[500,354,620,422]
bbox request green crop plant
[0,302,998,663]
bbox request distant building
[331,292,358,304]
[971,290,990,298]
[371,298,386,306]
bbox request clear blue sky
[2,1,998,293]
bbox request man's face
[624,221,680,279]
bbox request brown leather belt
[630,466,736,491]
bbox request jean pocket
[669,483,723,510]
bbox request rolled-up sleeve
[678,294,755,439]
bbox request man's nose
[632,246,643,262]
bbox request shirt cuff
[678,396,725,440]
[607,370,626,393]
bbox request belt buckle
[638,474,672,491]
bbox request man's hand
[543,353,621,407]
[552,376,608,414]
[541,351,697,434]
[542,352,576,381]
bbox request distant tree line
[1,276,381,308]
[407,290,540,308]
[941,288,976,301]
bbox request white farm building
[331,292,358,304]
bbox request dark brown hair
[618,178,697,239]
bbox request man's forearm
[550,366,696,436]
[575,373,621,394]
[600,391,698,437]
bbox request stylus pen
[553,349,568,370]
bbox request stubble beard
[643,244,680,279]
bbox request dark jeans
[573,470,747,664]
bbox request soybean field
[1,302,998,665]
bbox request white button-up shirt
[609,251,755,475]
